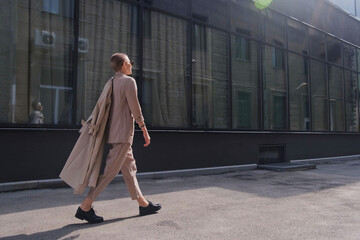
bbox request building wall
[2,129,360,183]
[271,0,360,46]
[1,0,360,183]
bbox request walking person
[60,53,161,223]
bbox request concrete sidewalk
[0,159,359,240]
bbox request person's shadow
[0,215,140,240]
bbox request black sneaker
[139,201,161,216]
[75,207,104,223]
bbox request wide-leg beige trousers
[87,143,142,201]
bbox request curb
[0,164,257,193]
[1,154,359,193]
[291,154,360,164]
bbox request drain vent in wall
[258,145,286,165]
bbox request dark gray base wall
[1,129,360,183]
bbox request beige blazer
[106,72,144,144]
[59,78,113,194]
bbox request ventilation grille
[259,145,286,165]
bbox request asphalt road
[0,159,359,240]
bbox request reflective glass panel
[230,0,259,39]
[145,0,189,17]
[287,18,308,54]
[343,43,357,71]
[261,10,285,46]
[328,65,345,131]
[263,44,287,130]
[327,36,342,65]
[192,25,229,128]
[289,53,310,131]
[309,28,326,60]
[310,60,328,131]
[77,0,139,122]
[142,11,189,128]
[231,36,259,129]
[0,0,14,123]
[0,0,75,125]
[329,0,356,15]
[344,70,358,131]
[192,0,228,29]
[358,48,360,72]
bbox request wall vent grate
[258,145,286,165]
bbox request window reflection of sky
[328,0,358,16]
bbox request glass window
[289,53,310,131]
[230,0,259,39]
[261,10,285,46]
[144,0,189,17]
[42,0,74,18]
[192,25,229,128]
[142,11,189,128]
[357,48,360,72]
[344,70,358,131]
[42,0,59,14]
[192,0,228,29]
[234,36,250,61]
[0,0,15,123]
[263,44,287,130]
[0,0,75,125]
[309,28,326,60]
[77,1,140,123]
[231,36,259,129]
[193,24,206,51]
[143,9,152,38]
[130,5,139,35]
[343,43,357,71]
[287,18,308,54]
[328,0,356,15]
[328,66,345,131]
[310,60,328,131]
[327,36,342,65]
[272,43,285,69]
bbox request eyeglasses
[126,61,134,66]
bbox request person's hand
[143,129,150,147]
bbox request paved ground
[0,159,360,240]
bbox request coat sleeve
[125,78,144,125]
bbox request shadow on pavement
[0,215,140,240]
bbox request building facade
[328,0,359,17]
[1,0,360,183]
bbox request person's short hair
[110,53,126,72]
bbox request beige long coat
[59,78,113,194]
